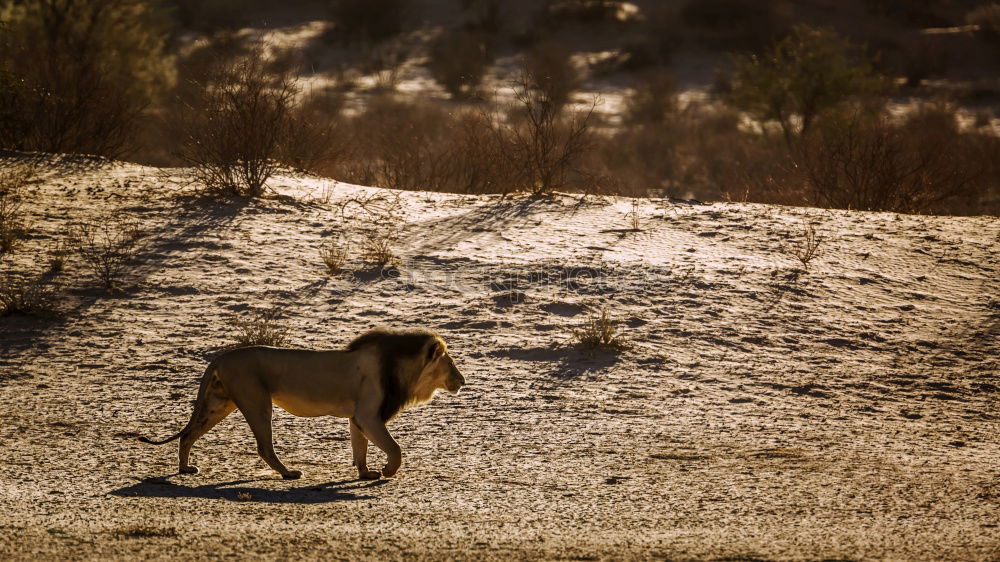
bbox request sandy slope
[1,156,998,560]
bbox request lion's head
[346,328,465,421]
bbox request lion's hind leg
[178,376,235,474]
[228,384,301,480]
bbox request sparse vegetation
[360,230,399,267]
[427,28,493,98]
[0,0,173,158]
[573,306,631,351]
[231,309,289,348]
[319,238,349,274]
[0,164,33,255]
[72,217,143,291]
[626,199,641,230]
[783,222,823,270]
[0,273,59,317]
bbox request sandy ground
[1,156,999,560]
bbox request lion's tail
[139,362,218,446]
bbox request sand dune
[1,156,998,560]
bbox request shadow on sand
[110,475,386,504]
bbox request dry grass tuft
[319,238,349,274]
[231,308,289,348]
[573,306,631,351]
[360,231,399,267]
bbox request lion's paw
[179,465,199,474]
[358,470,381,480]
[282,470,302,480]
[381,466,398,478]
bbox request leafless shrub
[231,308,288,348]
[283,85,350,173]
[0,273,59,317]
[427,28,493,98]
[0,164,34,255]
[524,40,579,112]
[172,48,298,197]
[624,70,677,126]
[72,217,143,291]
[799,106,984,212]
[362,40,407,91]
[319,238,349,274]
[504,70,596,195]
[782,222,823,270]
[573,306,631,351]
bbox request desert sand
[1,156,998,560]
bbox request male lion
[141,328,465,480]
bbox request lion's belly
[271,393,355,418]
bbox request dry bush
[427,29,494,98]
[573,306,630,351]
[524,40,579,112]
[283,85,350,173]
[327,0,408,45]
[596,101,795,202]
[0,165,34,255]
[0,0,173,158]
[72,217,143,291]
[172,48,299,197]
[361,40,407,91]
[319,238,349,274]
[624,71,677,126]
[231,309,289,348]
[331,96,456,191]
[799,105,984,213]
[782,222,823,270]
[0,274,59,317]
[503,69,596,195]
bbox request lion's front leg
[353,415,402,477]
[349,418,381,480]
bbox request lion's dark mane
[346,328,436,422]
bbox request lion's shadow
[110,475,386,504]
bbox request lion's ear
[427,340,444,364]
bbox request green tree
[727,25,887,149]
